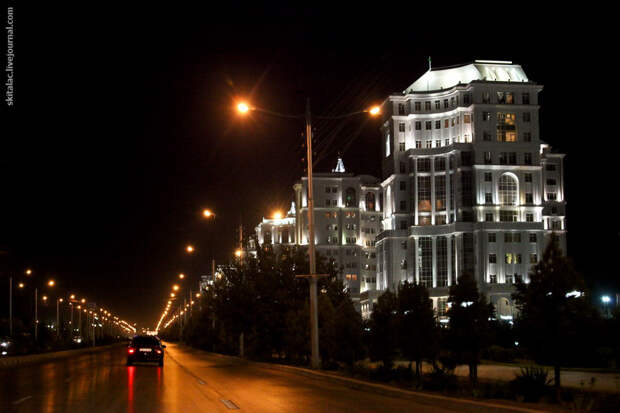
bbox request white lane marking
[197,379,205,385]
[12,395,32,405]
[220,399,239,410]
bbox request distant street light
[25,269,32,275]
[602,295,611,303]
[179,273,185,279]
[173,285,180,291]
[48,279,55,287]
[273,211,283,220]
[234,249,242,258]
[186,245,195,253]
[235,97,380,369]
[202,209,215,218]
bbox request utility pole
[305,98,320,369]
[34,287,38,342]
[9,277,12,337]
[56,299,60,338]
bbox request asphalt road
[1,343,543,413]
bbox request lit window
[497,113,517,142]
[498,174,518,205]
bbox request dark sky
[2,4,618,327]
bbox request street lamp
[179,273,185,279]
[186,245,195,254]
[57,298,64,337]
[235,98,380,369]
[272,211,283,220]
[602,295,612,318]
[202,209,215,219]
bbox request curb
[172,344,547,413]
[0,343,125,369]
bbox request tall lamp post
[34,279,55,342]
[236,99,380,368]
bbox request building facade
[252,159,383,309]
[376,60,566,320]
[292,161,382,308]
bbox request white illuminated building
[252,157,382,310]
[375,60,566,320]
[254,203,298,253]
[292,157,382,309]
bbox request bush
[483,345,522,363]
[510,366,551,402]
[422,367,458,392]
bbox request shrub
[510,366,551,402]
[483,345,522,363]
[422,367,458,392]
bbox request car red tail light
[156,349,162,354]
[128,347,135,354]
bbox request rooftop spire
[332,156,346,173]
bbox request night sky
[2,5,618,327]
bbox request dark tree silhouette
[397,281,437,383]
[369,290,398,369]
[447,273,494,385]
[512,233,599,395]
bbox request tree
[447,273,494,385]
[512,234,599,395]
[397,281,437,383]
[369,290,399,369]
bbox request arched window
[365,192,375,211]
[498,174,518,205]
[345,187,356,207]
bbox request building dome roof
[404,60,530,93]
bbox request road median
[0,343,125,369]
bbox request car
[126,335,166,366]
[0,337,15,356]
